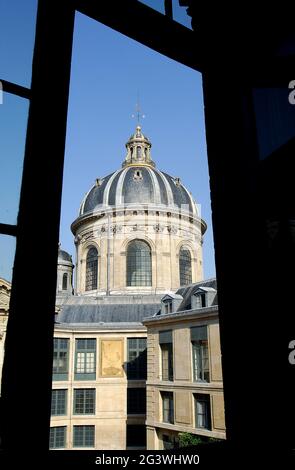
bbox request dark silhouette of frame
[1,0,295,463]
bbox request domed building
[51,126,207,451]
[72,125,206,296]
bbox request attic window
[195,292,206,308]
[164,302,172,314]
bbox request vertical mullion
[1,0,75,452]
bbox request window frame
[74,338,97,381]
[3,0,285,454]
[73,388,96,415]
[126,239,152,287]
[52,338,69,381]
[62,272,68,290]
[85,246,98,291]
[51,389,67,416]
[191,326,210,383]
[161,391,174,424]
[194,393,211,430]
[159,330,174,381]
[49,426,67,449]
[73,425,95,448]
[179,246,192,286]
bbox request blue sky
[0,1,216,281]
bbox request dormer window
[192,286,216,310]
[195,292,206,308]
[161,293,183,315]
[164,301,172,314]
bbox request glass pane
[0,0,38,87]
[0,93,29,224]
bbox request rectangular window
[73,388,95,414]
[191,326,209,382]
[126,424,146,448]
[49,426,66,449]
[159,331,173,381]
[195,293,206,308]
[164,302,172,313]
[73,425,95,448]
[74,339,96,380]
[127,388,146,414]
[53,338,69,381]
[51,389,67,416]
[195,394,211,430]
[161,391,174,424]
[127,338,147,380]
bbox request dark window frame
[85,246,98,291]
[62,272,68,290]
[194,393,211,430]
[161,391,174,424]
[2,0,290,455]
[179,246,192,286]
[191,326,210,383]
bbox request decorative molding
[153,223,164,233]
[167,225,178,234]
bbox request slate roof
[56,302,161,325]
[176,278,218,312]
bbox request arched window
[62,273,68,290]
[179,247,192,286]
[127,240,152,286]
[85,246,98,291]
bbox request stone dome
[78,125,198,217]
[58,247,72,264]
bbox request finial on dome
[132,94,145,125]
[122,125,155,168]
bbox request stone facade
[0,278,11,394]
[51,324,148,450]
[143,292,226,450]
[73,208,204,296]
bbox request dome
[58,247,72,263]
[78,126,198,217]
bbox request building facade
[143,279,226,450]
[49,125,208,450]
[0,278,11,394]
